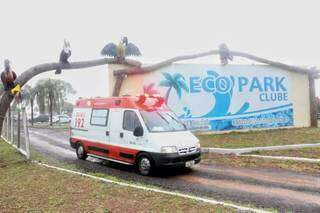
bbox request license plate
[185,160,195,168]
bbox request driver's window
[123,110,141,131]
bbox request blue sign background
[143,64,294,131]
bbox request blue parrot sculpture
[101,37,141,63]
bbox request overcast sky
[1,0,319,103]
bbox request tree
[61,101,74,116]
[159,72,189,104]
[32,78,76,125]
[20,84,40,126]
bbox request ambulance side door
[122,110,146,147]
[108,108,123,143]
[88,108,110,148]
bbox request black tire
[76,143,88,160]
[137,154,154,176]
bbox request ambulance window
[90,109,109,126]
[123,110,141,131]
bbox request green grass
[0,140,235,213]
[30,123,69,130]
[197,127,320,148]
[250,147,320,159]
[202,153,320,174]
[31,149,275,212]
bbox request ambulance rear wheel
[137,154,153,176]
[76,143,87,160]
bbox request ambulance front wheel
[76,143,88,160]
[137,154,154,176]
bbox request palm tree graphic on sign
[159,72,189,104]
[143,83,159,96]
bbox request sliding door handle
[120,132,124,138]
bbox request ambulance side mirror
[133,126,144,137]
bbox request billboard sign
[141,64,293,131]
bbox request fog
[1,0,319,103]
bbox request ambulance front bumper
[150,151,201,168]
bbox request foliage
[33,78,76,114]
[0,83,34,112]
[1,82,75,116]
[61,101,74,116]
[20,84,35,106]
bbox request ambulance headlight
[196,142,201,149]
[161,146,178,153]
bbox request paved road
[29,127,320,212]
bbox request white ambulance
[69,95,201,175]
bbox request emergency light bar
[136,94,165,108]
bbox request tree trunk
[114,50,320,77]
[112,74,126,96]
[38,96,45,114]
[0,93,14,136]
[8,105,11,134]
[49,93,53,126]
[0,58,141,134]
[16,58,140,87]
[17,110,20,148]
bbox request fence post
[8,106,11,141]
[17,110,21,148]
[6,112,9,139]
[22,109,30,160]
[10,111,13,144]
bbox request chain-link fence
[1,107,30,159]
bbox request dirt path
[28,127,320,212]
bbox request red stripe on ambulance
[71,137,139,164]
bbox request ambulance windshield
[140,110,186,132]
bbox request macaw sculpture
[1,59,17,91]
[55,39,72,74]
[100,36,141,63]
[0,59,21,102]
[218,43,233,66]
